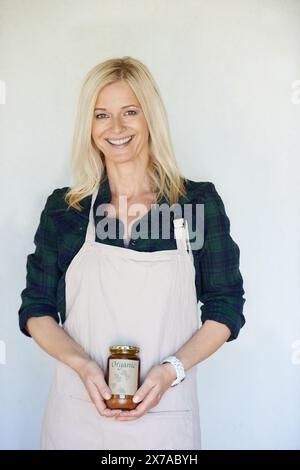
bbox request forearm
[174,319,231,373]
[26,316,91,374]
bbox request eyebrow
[94,104,140,111]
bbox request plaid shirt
[18,175,246,341]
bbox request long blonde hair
[65,56,188,210]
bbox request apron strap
[85,189,99,243]
[86,190,194,264]
[173,218,194,262]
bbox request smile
[106,135,134,146]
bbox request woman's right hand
[77,359,122,418]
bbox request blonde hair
[65,56,188,210]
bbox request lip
[105,135,134,147]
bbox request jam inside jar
[105,345,140,410]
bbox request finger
[93,380,125,417]
[132,378,156,405]
[86,381,107,414]
[114,386,153,421]
[116,386,160,420]
[87,381,120,417]
[92,375,113,400]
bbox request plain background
[1,0,300,450]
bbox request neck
[104,160,155,199]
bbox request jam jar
[105,345,140,410]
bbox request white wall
[1,0,299,450]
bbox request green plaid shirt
[18,175,246,341]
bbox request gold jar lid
[110,345,140,354]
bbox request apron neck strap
[173,218,194,261]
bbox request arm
[167,319,231,376]
[18,190,64,337]
[26,315,92,374]
[197,182,246,341]
[26,316,121,417]
[165,181,242,373]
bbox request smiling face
[92,80,150,165]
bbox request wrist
[67,353,94,377]
[161,362,177,383]
[160,355,186,386]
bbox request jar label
[108,358,139,396]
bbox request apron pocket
[140,409,195,450]
[146,409,192,418]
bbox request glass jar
[105,345,140,410]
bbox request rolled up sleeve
[18,192,62,337]
[198,183,246,341]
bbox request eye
[125,110,137,116]
[95,110,137,119]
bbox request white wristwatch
[160,355,186,387]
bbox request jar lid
[110,345,140,353]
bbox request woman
[18,56,246,450]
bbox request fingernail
[104,392,111,400]
[132,395,140,403]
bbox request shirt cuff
[19,306,60,337]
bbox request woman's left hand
[115,363,177,421]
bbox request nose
[110,115,126,134]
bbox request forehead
[95,80,139,107]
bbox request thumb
[132,381,154,404]
[92,374,113,400]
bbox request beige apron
[40,187,201,450]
